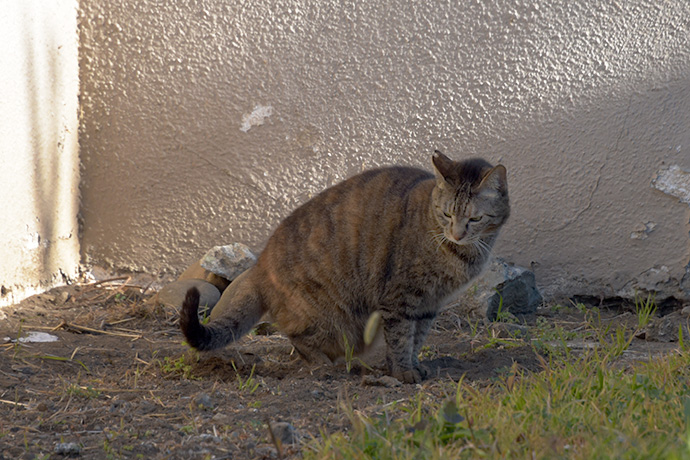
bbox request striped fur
[180,151,509,383]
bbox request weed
[161,354,199,380]
[466,317,481,337]
[342,332,373,374]
[63,382,101,399]
[574,301,588,314]
[418,345,437,361]
[11,319,25,358]
[680,324,687,352]
[231,361,260,394]
[634,292,657,329]
[493,289,513,322]
[179,425,196,435]
[200,305,211,325]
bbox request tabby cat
[180,151,509,383]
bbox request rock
[196,433,222,443]
[194,393,215,410]
[640,311,690,343]
[473,259,543,321]
[270,422,299,445]
[54,442,81,455]
[156,279,221,310]
[200,243,257,281]
[253,446,278,458]
[35,402,49,412]
[178,260,231,292]
[681,306,690,317]
[56,290,71,305]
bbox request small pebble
[57,291,71,305]
[196,433,222,443]
[54,442,81,455]
[195,393,215,410]
[270,421,299,445]
[253,445,277,458]
[681,306,690,317]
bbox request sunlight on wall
[0,0,80,306]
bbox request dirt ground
[0,279,683,459]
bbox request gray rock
[54,442,81,455]
[474,259,543,321]
[195,433,222,443]
[640,311,690,343]
[270,422,299,445]
[156,279,221,310]
[194,393,215,410]
[56,290,71,305]
[200,243,257,281]
[253,446,278,458]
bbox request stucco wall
[0,1,81,306]
[79,1,690,300]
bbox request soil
[0,279,683,459]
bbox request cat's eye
[443,211,452,218]
[469,216,482,223]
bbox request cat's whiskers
[474,236,494,259]
[428,230,449,252]
[431,230,448,252]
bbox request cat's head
[431,150,509,249]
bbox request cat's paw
[391,365,427,384]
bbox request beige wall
[0,1,80,306]
[78,1,690,300]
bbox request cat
[180,151,509,383]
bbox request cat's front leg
[411,315,436,371]
[381,313,425,384]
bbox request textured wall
[0,0,81,306]
[79,0,690,300]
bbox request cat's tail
[180,270,264,351]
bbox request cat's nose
[451,229,466,242]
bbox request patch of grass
[307,345,690,459]
[634,292,657,329]
[160,354,199,380]
[62,383,101,399]
[231,361,260,394]
[342,332,373,374]
[493,289,513,322]
[418,345,437,361]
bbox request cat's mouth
[445,230,468,245]
[444,233,465,245]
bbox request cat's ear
[432,150,455,186]
[477,164,508,197]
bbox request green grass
[160,354,199,380]
[231,361,261,394]
[307,340,690,459]
[634,292,657,329]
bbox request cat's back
[257,166,435,285]
[270,165,433,245]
